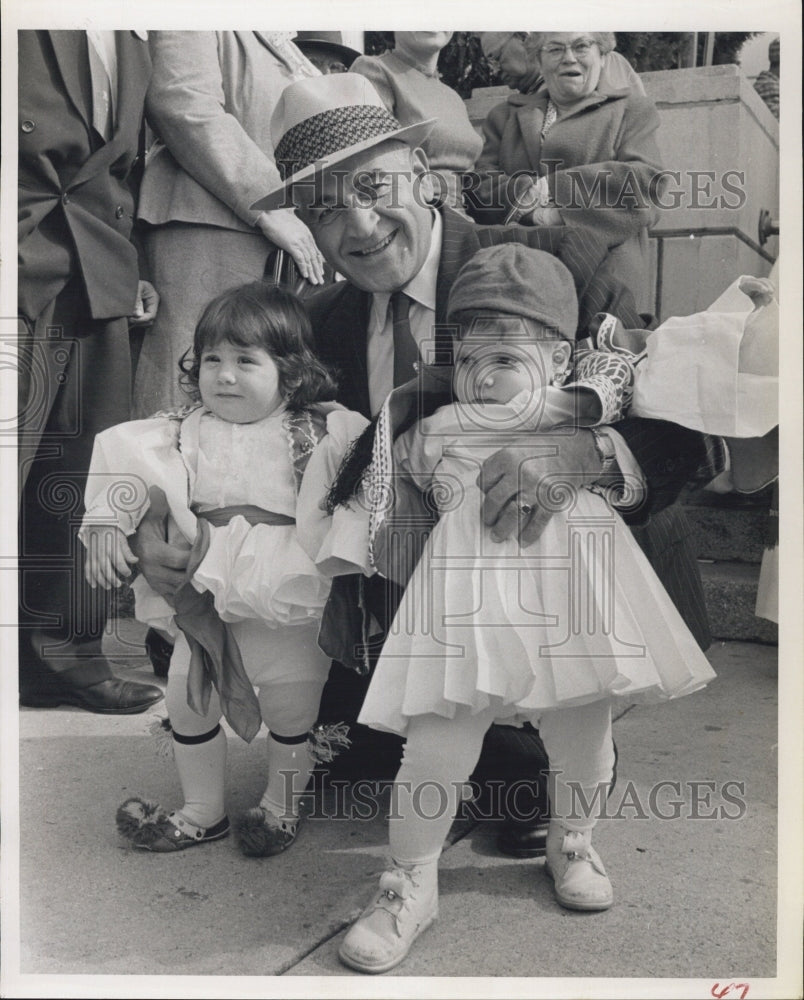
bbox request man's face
[299,46,350,74]
[293,142,435,294]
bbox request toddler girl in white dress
[81,282,363,856]
[331,245,716,973]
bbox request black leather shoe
[20,676,164,714]
[144,628,173,678]
[497,818,550,858]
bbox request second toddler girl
[322,245,717,973]
[81,282,364,856]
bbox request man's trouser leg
[18,284,132,695]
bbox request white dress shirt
[86,30,118,138]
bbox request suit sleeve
[145,31,283,225]
[609,416,719,524]
[571,222,721,520]
[481,226,719,521]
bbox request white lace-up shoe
[338,862,439,973]
[545,822,613,911]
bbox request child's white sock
[260,732,314,821]
[172,724,227,829]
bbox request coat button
[21,119,36,133]
[115,205,125,219]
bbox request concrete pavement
[5,619,793,997]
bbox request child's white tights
[389,699,615,867]
[165,669,324,828]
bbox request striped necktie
[391,291,418,387]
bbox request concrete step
[698,559,777,644]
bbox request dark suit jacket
[18,30,151,322]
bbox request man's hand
[256,209,326,285]
[83,524,138,589]
[129,280,160,326]
[128,486,191,601]
[478,429,602,546]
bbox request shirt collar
[370,209,442,333]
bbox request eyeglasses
[540,39,597,60]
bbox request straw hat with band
[251,73,435,212]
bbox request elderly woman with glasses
[469,32,663,304]
[480,31,646,97]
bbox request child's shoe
[545,821,613,911]
[338,861,438,974]
[116,797,230,852]
[235,806,299,857]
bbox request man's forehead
[291,143,413,206]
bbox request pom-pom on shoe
[235,806,299,857]
[338,863,438,974]
[116,797,167,842]
[116,797,230,852]
[545,822,613,911]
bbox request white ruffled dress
[81,405,333,686]
[356,401,716,737]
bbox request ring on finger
[519,501,533,516]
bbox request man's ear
[410,146,435,205]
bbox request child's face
[198,340,284,423]
[452,317,566,405]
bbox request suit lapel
[435,207,480,324]
[68,32,149,191]
[113,31,151,144]
[49,30,93,130]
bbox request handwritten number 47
[712,984,749,1000]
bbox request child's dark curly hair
[179,281,337,411]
